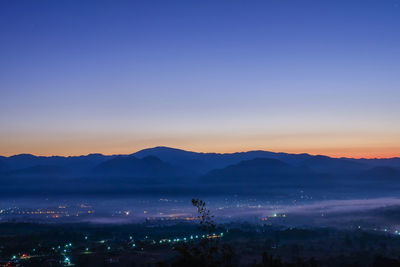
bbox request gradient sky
[1,0,400,158]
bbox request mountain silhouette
[133,146,314,174]
[300,155,367,174]
[0,158,8,172]
[5,164,67,177]
[360,166,400,181]
[201,157,320,184]
[0,146,399,191]
[92,155,190,180]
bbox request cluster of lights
[10,253,33,261]
[381,228,400,236]
[157,233,224,244]
[7,231,226,265]
[64,256,71,265]
[371,227,400,236]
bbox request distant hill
[132,146,376,176]
[5,164,68,177]
[0,146,399,186]
[3,147,399,176]
[92,155,191,181]
[133,147,215,174]
[0,158,8,172]
[133,146,314,174]
[0,153,114,173]
[360,166,400,181]
[201,158,321,184]
[300,155,368,174]
[349,157,400,169]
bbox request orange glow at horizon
[0,140,399,159]
[1,129,399,159]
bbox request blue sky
[1,0,399,157]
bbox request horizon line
[1,146,399,160]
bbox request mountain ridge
[3,146,399,160]
[1,146,399,184]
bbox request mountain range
[0,146,399,192]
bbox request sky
[0,0,399,158]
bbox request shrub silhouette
[172,199,236,267]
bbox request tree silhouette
[192,198,216,233]
[172,199,236,267]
